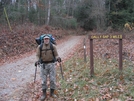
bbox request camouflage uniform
[36,43,59,89]
[36,35,60,100]
[40,63,56,89]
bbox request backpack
[35,34,56,63]
[35,34,56,45]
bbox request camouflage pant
[40,63,56,89]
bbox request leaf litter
[0,27,134,101]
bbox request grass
[57,53,134,101]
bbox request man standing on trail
[35,34,61,101]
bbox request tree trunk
[11,0,16,5]
[46,0,51,25]
[27,0,30,11]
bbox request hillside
[0,24,82,65]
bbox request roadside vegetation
[58,54,134,101]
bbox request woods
[0,0,134,31]
[0,1,134,101]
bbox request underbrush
[57,53,134,101]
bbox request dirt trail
[0,35,84,100]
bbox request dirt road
[0,35,84,100]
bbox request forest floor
[0,24,134,101]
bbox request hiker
[35,34,61,101]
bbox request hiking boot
[50,89,57,98]
[40,89,46,101]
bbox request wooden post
[119,39,123,71]
[4,7,12,31]
[83,38,86,62]
[90,39,94,76]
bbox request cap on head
[43,35,50,39]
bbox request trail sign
[89,34,123,39]
[88,34,125,76]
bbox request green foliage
[0,0,29,24]
[83,18,96,31]
[74,0,95,30]
[28,8,38,24]
[0,2,3,17]
[50,17,78,29]
[1,0,134,30]
[106,0,134,29]
[65,18,77,29]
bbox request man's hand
[35,61,40,66]
[57,57,61,63]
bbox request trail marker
[83,38,87,62]
[88,34,125,76]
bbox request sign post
[119,39,123,71]
[83,38,87,62]
[90,38,94,76]
[89,34,124,76]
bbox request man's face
[44,38,50,44]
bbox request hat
[43,35,50,39]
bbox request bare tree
[27,0,31,11]
[46,0,51,25]
[11,0,16,5]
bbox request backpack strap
[39,43,56,63]
[50,43,56,62]
[39,43,43,59]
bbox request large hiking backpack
[35,34,56,62]
[35,34,56,45]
